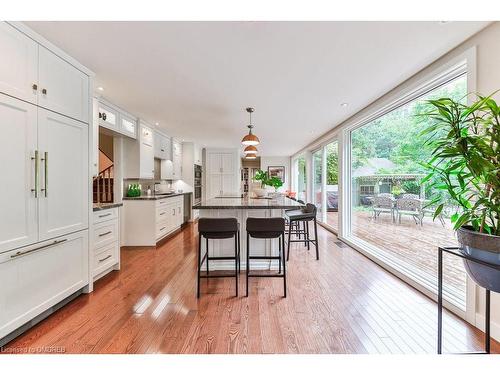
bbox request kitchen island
[193,196,304,270]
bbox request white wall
[260,156,291,192]
[291,22,500,340]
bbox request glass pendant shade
[244,145,258,154]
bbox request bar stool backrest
[198,217,238,234]
[247,217,285,239]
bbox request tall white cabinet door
[38,109,89,241]
[0,94,38,252]
[222,174,236,196]
[0,23,38,104]
[141,143,154,179]
[207,153,221,174]
[208,175,222,198]
[220,153,234,174]
[38,46,89,123]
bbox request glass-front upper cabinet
[120,112,137,139]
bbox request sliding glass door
[325,141,339,231]
[347,75,467,310]
[312,149,324,220]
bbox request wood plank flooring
[2,222,498,354]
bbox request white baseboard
[475,312,500,342]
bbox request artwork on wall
[267,166,285,182]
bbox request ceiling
[26,21,489,156]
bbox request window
[293,155,307,201]
[348,74,467,309]
[325,140,339,231]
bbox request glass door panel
[325,140,339,231]
[312,149,323,220]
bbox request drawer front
[93,241,118,276]
[156,206,169,222]
[93,220,118,250]
[93,208,118,224]
[156,222,170,240]
[156,198,170,208]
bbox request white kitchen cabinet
[154,131,171,160]
[0,93,38,253]
[172,138,182,179]
[0,230,89,339]
[194,144,202,166]
[123,121,155,179]
[0,23,38,104]
[38,109,89,241]
[98,101,119,132]
[120,112,137,139]
[205,149,240,198]
[38,45,89,123]
[92,208,120,281]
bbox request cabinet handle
[10,239,67,259]
[99,213,112,218]
[40,151,48,197]
[32,83,38,91]
[99,231,112,237]
[102,112,107,121]
[31,150,39,197]
[99,254,112,262]
[42,88,47,95]
[172,209,175,215]
[159,212,165,216]
[160,227,166,231]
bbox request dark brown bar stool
[197,218,240,298]
[246,217,287,298]
[285,203,319,261]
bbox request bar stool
[285,199,307,246]
[246,217,287,297]
[285,203,319,261]
[197,218,240,298]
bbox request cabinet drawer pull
[99,231,112,237]
[99,254,112,262]
[160,227,166,231]
[10,239,67,259]
[159,212,165,216]
[31,150,39,197]
[41,151,48,197]
[98,213,112,218]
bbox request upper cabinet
[38,46,89,123]
[154,131,172,160]
[0,23,89,123]
[172,138,183,180]
[123,121,155,179]
[97,98,137,139]
[0,23,38,104]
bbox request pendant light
[241,107,260,146]
[244,145,258,155]
[245,154,257,159]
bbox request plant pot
[253,188,268,198]
[457,226,500,293]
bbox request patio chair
[372,193,396,222]
[396,194,424,226]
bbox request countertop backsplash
[123,178,173,197]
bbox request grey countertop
[93,202,123,212]
[123,192,192,201]
[193,196,305,209]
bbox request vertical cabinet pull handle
[31,150,39,197]
[41,151,48,197]
[42,88,47,95]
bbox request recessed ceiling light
[439,21,450,24]
[155,122,159,126]
[341,102,349,107]
[97,86,104,91]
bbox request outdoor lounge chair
[372,193,396,222]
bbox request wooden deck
[326,210,465,301]
[3,222,496,354]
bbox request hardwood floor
[3,222,498,354]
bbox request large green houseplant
[420,93,500,292]
[252,170,284,197]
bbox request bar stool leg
[246,233,250,297]
[282,233,287,298]
[237,230,241,274]
[197,234,202,298]
[278,236,282,274]
[314,217,319,260]
[287,221,292,261]
[303,221,307,247]
[206,237,209,274]
[306,221,310,250]
[234,232,238,297]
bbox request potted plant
[252,170,270,197]
[420,94,500,292]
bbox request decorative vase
[253,188,268,198]
[457,226,500,293]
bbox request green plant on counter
[253,170,284,191]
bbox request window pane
[350,75,467,309]
[312,150,323,219]
[325,141,339,231]
[296,155,306,202]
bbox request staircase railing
[94,164,114,203]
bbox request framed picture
[267,166,285,182]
